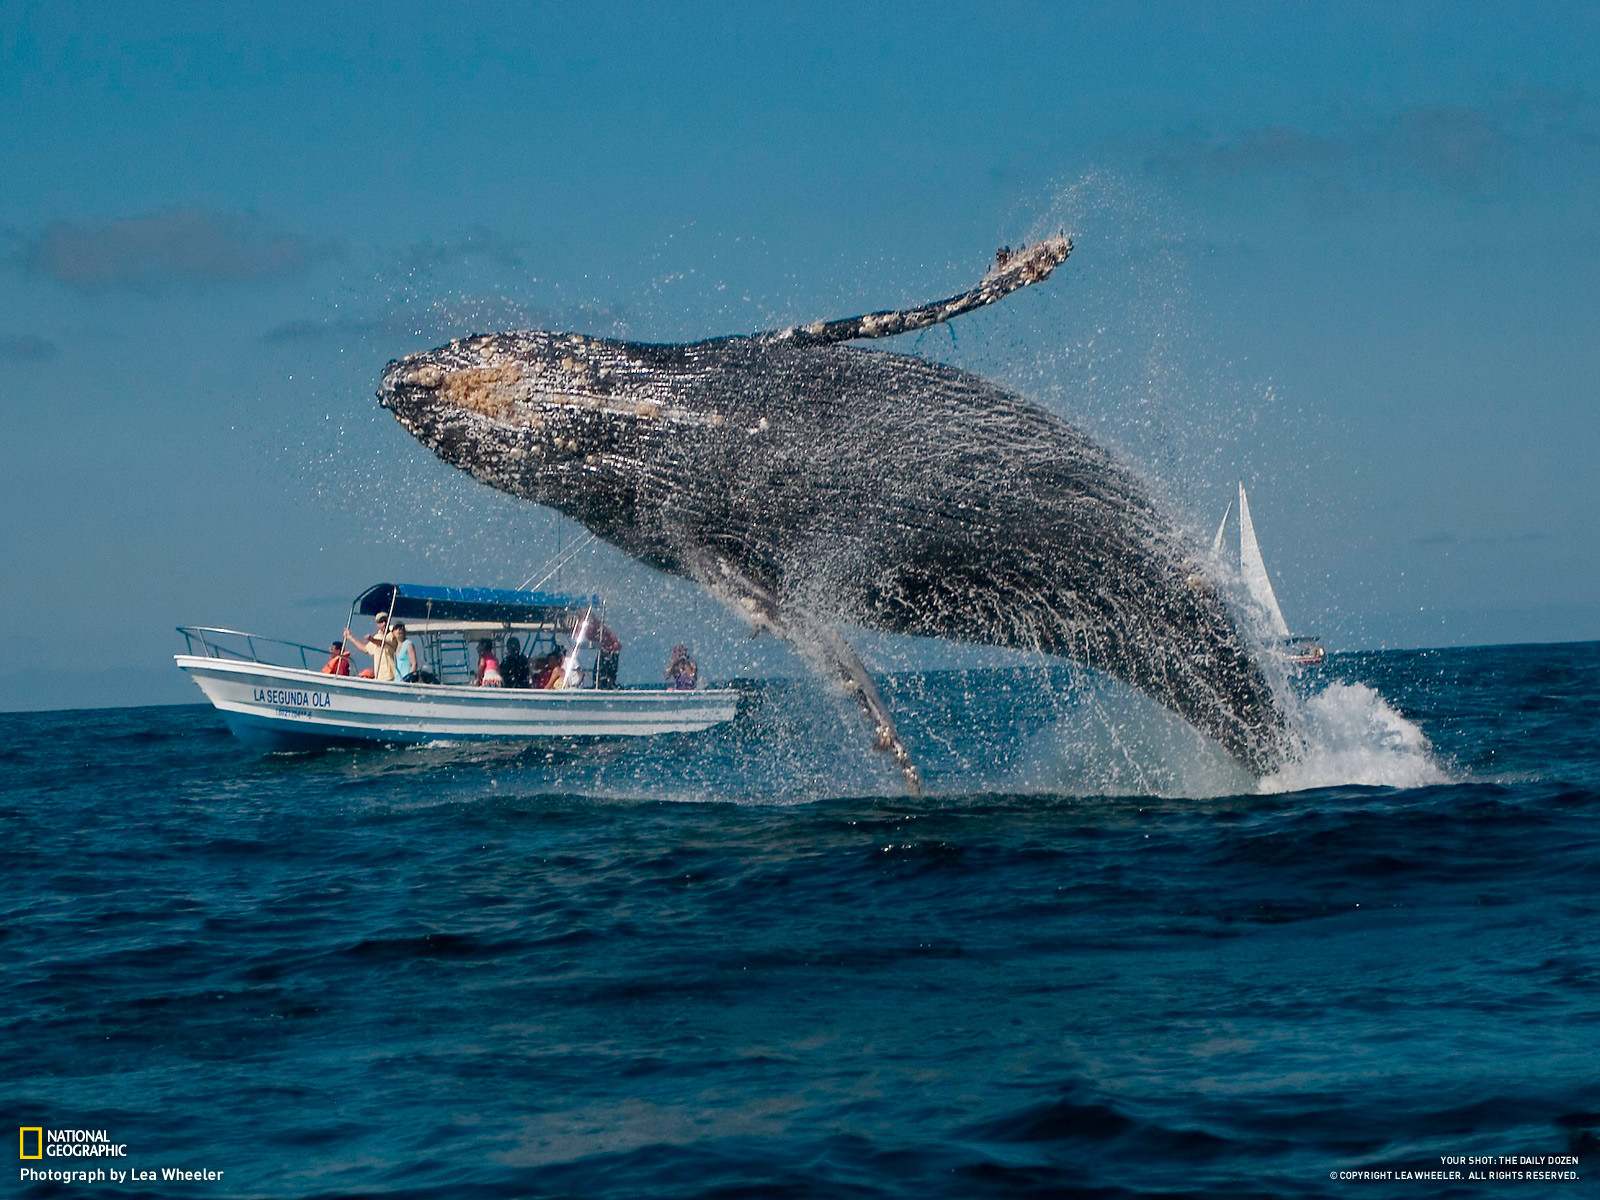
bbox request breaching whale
[378,238,1289,789]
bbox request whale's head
[378,330,704,521]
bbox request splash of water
[991,668,1451,800]
[1262,681,1451,793]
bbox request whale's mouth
[381,358,536,425]
[380,349,716,438]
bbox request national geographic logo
[18,1126,226,1185]
[17,1127,127,1158]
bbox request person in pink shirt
[474,639,504,687]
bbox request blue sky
[2,3,1597,710]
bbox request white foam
[1260,681,1452,794]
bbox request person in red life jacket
[321,642,352,675]
[474,639,504,687]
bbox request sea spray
[1263,680,1450,793]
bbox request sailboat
[1213,483,1325,667]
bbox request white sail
[1236,483,1291,638]
[1212,501,1233,556]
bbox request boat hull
[175,656,740,749]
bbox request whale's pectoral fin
[688,553,924,795]
[767,234,1072,349]
[790,619,924,796]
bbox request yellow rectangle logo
[19,1127,43,1159]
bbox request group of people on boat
[325,612,434,683]
[473,638,577,690]
[319,610,687,690]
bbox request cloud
[260,311,428,346]
[1141,92,1596,196]
[0,334,59,362]
[1146,125,1346,178]
[404,228,526,272]
[1390,104,1513,189]
[9,208,336,292]
[262,297,631,347]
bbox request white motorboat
[176,582,739,749]
[1213,484,1325,667]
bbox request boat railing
[177,626,327,671]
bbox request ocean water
[4,641,1598,1198]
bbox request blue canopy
[355,583,600,624]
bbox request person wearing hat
[665,645,697,690]
[320,641,351,676]
[345,612,400,681]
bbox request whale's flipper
[691,553,924,795]
[769,235,1072,348]
[791,619,924,796]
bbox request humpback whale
[378,238,1289,789]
